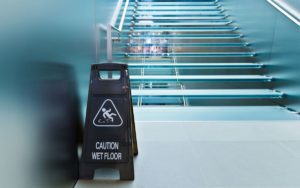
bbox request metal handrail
[267,0,300,26]
[117,0,130,31]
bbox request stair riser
[125,10,225,16]
[114,56,257,63]
[129,2,218,6]
[120,38,245,44]
[115,46,251,53]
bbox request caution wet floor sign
[80,63,138,180]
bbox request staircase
[113,0,283,107]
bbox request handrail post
[107,24,113,63]
[95,24,100,63]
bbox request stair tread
[125,43,248,47]
[124,26,237,31]
[122,52,256,57]
[125,34,242,38]
[127,62,262,68]
[130,6,221,11]
[130,75,272,81]
[132,16,227,20]
[131,89,283,98]
[129,21,232,26]
[132,2,218,6]
[133,10,224,15]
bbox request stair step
[124,34,243,39]
[123,26,238,32]
[131,16,228,20]
[127,63,262,69]
[128,19,232,23]
[128,21,232,26]
[132,13,225,17]
[129,75,272,82]
[125,43,248,47]
[131,2,218,6]
[122,52,256,57]
[131,89,283,99]
[130,6,221,11]
[132,10,224,16]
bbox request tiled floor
[76,118,300,188]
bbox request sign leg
[119,159,134,180]
[129,94,138,156]
[132,117,138,156]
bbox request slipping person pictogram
[93,99,123,127]
[102,108,116,122]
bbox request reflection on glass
[129,35,169,54]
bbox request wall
[0,0,120,187]
[269,1,300,111]
[222,0,300,112]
